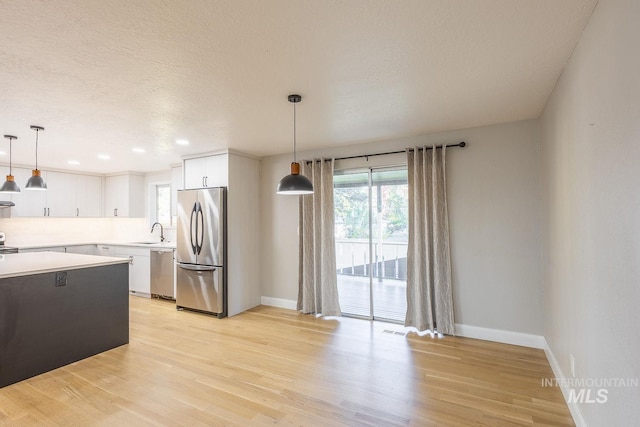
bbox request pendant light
[276,94,314,195]
[25,125,47,190]
[0,135,21,193]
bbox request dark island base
[0,263,129,388]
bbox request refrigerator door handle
[178,264,217,272]
[196,202,204,255]
[189,202,197,254]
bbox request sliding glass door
[334,168,408,322]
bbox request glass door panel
[371,169,408,322]
[334,171,371,318]
[334,168,408,322]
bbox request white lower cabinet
[19,245,97,254]
[18,246,66,253]
[96,245,114,256]
[113,246,151,297]
[65,245,98,255]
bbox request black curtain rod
[305,141,466,163]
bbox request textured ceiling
[0,0,597,174]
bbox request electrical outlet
[55,271,67,287]
[570,354,576,377]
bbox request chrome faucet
[151,222,165,242]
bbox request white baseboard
[543,339,585,427]
[260,296,297,310]
[259,298,543,350]
[454,323,546,349]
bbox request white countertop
[0,252,129,279]
[16,241,177,250]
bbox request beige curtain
[405,145,454,335]
[297,159,341,316]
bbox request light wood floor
[0,297,573,426]
[337,275,407,322]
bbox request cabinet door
[183,157,207,189]
[203,154,228,187]
[8,168,48,217]
[104,175,128,217]
[130,254,151,295]
[97,245,115,256]
[104,174,144,217]
[126,174,145,218]
[19,246,66,253]
[66,245,98,255]
[114,247,151,296]
[76,175,103,217]
[46,172,76,217]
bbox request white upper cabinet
[5,169,104,218]
[104,173,145,217]
[183,154,228,189]
[7,167,48,217]
[46,171,76,217]
[75,175,103,217]
[183,157,206,189]
[104,174,126,217]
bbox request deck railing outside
[335,238,407,280]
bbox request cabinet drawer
[113,246,151,257]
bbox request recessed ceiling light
[97,154,111,160]
[68,160,80,165]
[132,147,145,153]
[176,139,189,146]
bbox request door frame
[334,165,408,322]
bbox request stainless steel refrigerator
[176,187,227,318]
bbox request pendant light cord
[293,101,297,163]
[34,129,39,169]
[9,138,13,176]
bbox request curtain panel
[297,159,341,316]
[405,146,455,335]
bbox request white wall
[539,0,640,424]
[260,119,543,335]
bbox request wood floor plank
[0,297,573,426]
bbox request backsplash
[0,217,173,246]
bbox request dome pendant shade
[277,162,314,195]
[1,135,20,193]
[277,94,314,195]
[26,125,47,191]
[0,174,21,193]
[26,169,48,190]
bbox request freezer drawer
[176,264,225,317]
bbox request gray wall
[539,0,640,423]
[260,119,543,335]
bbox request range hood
[0,201,15,208]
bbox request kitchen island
[0,252,130,387]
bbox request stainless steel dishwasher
[151,248,175,299]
